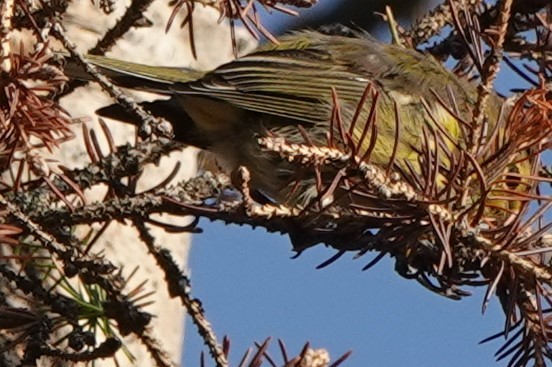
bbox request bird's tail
[96,98,211,149]
[61,53,205,93]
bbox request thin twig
[133,221,228,367]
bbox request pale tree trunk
[17,1,255,366]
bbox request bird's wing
[66,32,389,125]
[171,46,373,124]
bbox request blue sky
[181,2,546,366]
[183,222,508,366]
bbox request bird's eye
[504,164,522,190]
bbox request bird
[62,28,530,216]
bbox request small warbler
[64,29,529,214]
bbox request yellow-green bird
[64,29,527,213]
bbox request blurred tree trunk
[276,0,432,34]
